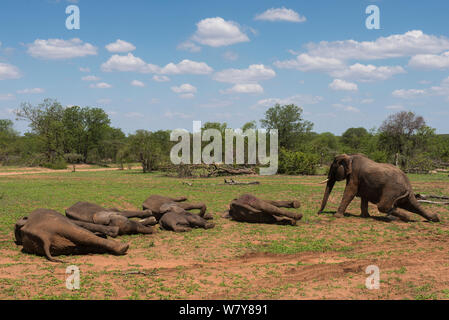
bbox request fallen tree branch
[123,269,158,276]
[417,200,449,205]
[416,194,449,200]
[224,178,260,185]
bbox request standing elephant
[317,154,440,222]
[15,209,129,262]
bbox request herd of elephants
[14,154,441,263]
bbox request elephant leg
[176,202,208,217]
[109,216,156,235]
[398,196,440,222]
[139,216,157,226]
[252,202,302,220]
[377,198,411,222]
[361,198,370,218]
[263,200,301,209]
[115,209,153,219]
[185,214,215,229]
[273,215,297,226]
[336,184,357,217]
[171,196,187,202]
[63,225,129,255]
[70,220,119,237]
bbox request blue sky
[1,0,449,134]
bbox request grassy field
[0,168,449,300]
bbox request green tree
[260,104,313,150]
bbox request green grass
[0,169,448,299]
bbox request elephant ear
[335,154,353,176]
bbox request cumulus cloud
[0,63,22,80]
[79,67,90,72]
[131,80,145,87]
[27,38,97,59]
[330,63,405,82]
[101,54,212,75]
[101,53,159,73]
[409,51,449,69]
[392,88,426,99]
[223,51,239,61]
[191,17,249,47]
[213,64,275,83]
[332,103,360,113]
[305,30,449,60]
[329,79,358,91]
[386,105,405,110]
[16,88,45,94]
[274,53,344,72]
[171,83,197,93]
[90,82,112,89]
[253,94,323,109]
[160,59,213,75]
[81,75,100,81]
[177,41,201,53]
[164,111,193,119]
[152,75,170,82]
[221,83,264,94]
[254,7,306,23]
[105,39,136,53]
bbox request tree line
[0,98,448,174]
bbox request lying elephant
[318,154,440,222]
[158,203,215,232]
[225,194,302,225]
[142,195,211,220]
[14,209,129,262]
[66,202,157,235]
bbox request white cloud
[274,53,344,72]
[329,79,358,91]
[253,94,323,109]
[16,88,45,94]
[152,75,170,82]
[97,98,112,105]
[192,17,249,47]
[177,41,201,53]
[332,103,360,113]
[101,53,159,73]
[213,64,275,83]
[131,80,145,87]
[361,98,374,104]
[223,50,239,61]
[81,75,100,81]
[392,88,426,99]
[101,54,212,75]
[105,39,136,53]
[305,30,449,60]
[222,83,264,94]
[180,93,195,99]
[79,67,90,73]
[90,82,112,89]
[330,63,405,82]
[27,38,97,59]
[254,7,306,23]
[0,93,15,100]
[409,51,449,69]
[171,83,197,93]
[386,105,405,110]
[164,111,192,119]
[125,112,144,118]
[0,63,22,80]
[160,59,213,75]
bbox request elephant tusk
[319,179,329,184]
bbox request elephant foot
[428,214,441,223]
[204,222,215,229]
[385,215,399,222]
[140,217,157,226]
[334,212,344,218]
[114,242,129,255]
[292,201,301,209]
[202,212,214,220]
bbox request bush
[278,148,320,175]
[42,158,67,170]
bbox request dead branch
[224,178,260,185]
[416,194,449,201]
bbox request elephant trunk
[317,180,336,214]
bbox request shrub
[278,148,320,175]
[42,157,67,170]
